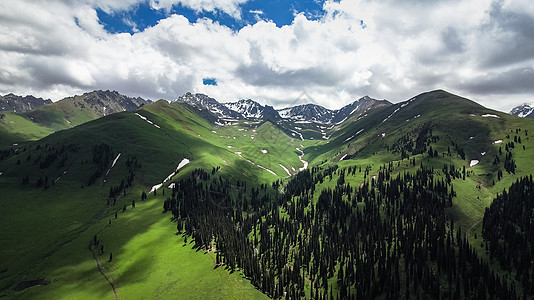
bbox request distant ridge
[0,93,52,112]
[175,92,391,125]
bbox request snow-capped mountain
[278,104,336,124]
[277,96,390,124]
[510,103,534,119]
[176,93,242,120]
[175,92,390,125]
[224,99,280,121]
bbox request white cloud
[1,0,533,111]
[149,0,248,19]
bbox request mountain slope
[0,94,52,112]
[0,90,151,147]
[24,90,151,128]
[2,89,534,299]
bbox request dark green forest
[162,162,531,299]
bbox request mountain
[2,89,534,299]
[331,95,391,124]
[176,92,242,121]
[0,90,151,147]
[277,103,335,124]
[23,89,151,127]
[224,99,281,121]
[0,93,52,112]
[177,92,391,126]
[510,103,534,119]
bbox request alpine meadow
[1,0,534,299]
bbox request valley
[0,89,533,299]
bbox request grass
[11,187,267,300]
[0,101,316,298]
[0,112,56,147]
[2,90,534,299]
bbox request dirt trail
[89,243,119,300]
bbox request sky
[0,0,533,111]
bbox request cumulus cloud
[1,0,534,111]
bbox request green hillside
[0,90,150,148]
[0,100,308,299]
[1,90,534,299]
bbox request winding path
[89,244,119,300]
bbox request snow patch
[481,152,486,156]
[335,117,348,125]
[290,130,304,141]
[494,140,503,144]
[344,129,364,142]
[234,152,277,176]
[470,160,479,167]
[382,107,401,123]
[518,107,534,118]
[105,153,121,176]
[135,113,161,128]
[340,154,348,161]
[256,165,277,176]
[55,170,67,183]
[481,114,499,118]
[279,164,291,176]
[261,149,268,154]
[150,158,190,193]
[296,148,308,171]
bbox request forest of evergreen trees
[483,175,534,298]
[163,162,522,299]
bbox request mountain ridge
[0,93,52,113]
[175,92,391,125]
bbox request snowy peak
[176,93,242,120]
[0,93,52,112]
[278,104,336,124]
[278,96,390,125]
[176,92,390,125]
[510,103,534,119]
[224,99,280,121]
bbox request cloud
[149,0,248,19]
[459,67,534,94]
[1,0,534,111]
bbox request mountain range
[176,92,391,125]
[1,89,534,299]
[0,94,52,113]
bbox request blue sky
[97,0,329,33]
[1,0,534,111]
